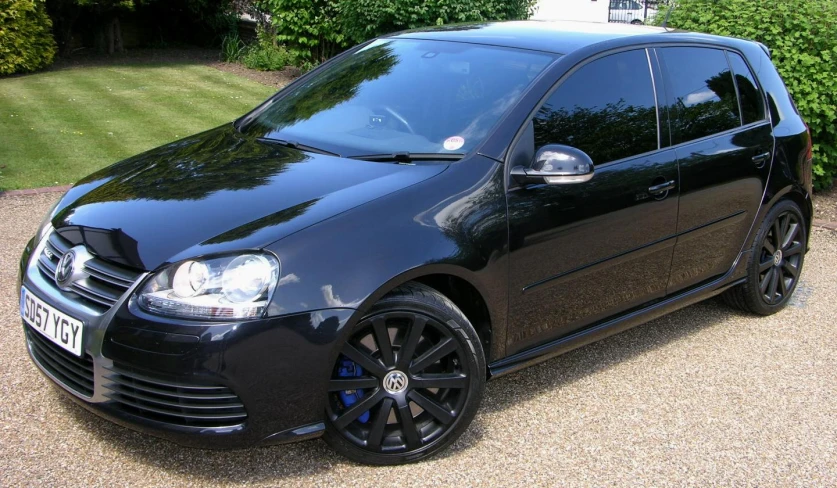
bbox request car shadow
[479,297,745,414]
[56,296,745,480]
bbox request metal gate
[608,0,670,25]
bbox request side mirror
[511,145,595,185]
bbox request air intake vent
[103,365,248,428]
[25,326,95,398]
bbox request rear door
[655,47,774,293]
[505,49,679,355]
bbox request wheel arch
[349,264,499,364]
[761,185,813,246]
[777,188,813,226]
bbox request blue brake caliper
[337,359,370,423]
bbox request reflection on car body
[19,20,813,465]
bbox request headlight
[137,253,280,320]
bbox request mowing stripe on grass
[1,83,82,184]
[47,65,266,151]
[0,62,275,190]
[44,69,193,151]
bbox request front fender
[264,155,509,361]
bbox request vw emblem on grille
[383,370,408,394]
[55,250,77,289]
[52,245,92,291]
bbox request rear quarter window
[727,51,766,124]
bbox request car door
[655,47,774,293]
[505,48,680,355]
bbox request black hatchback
[19,21,814,465]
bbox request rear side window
[533,49,658,165]
[658,47,740,144]
[727,51,766,124]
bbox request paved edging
[814,219,837,231]
[2,184,836,231]
[0,185,72,197]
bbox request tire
[323,282,486,465]
[722,200,807,315]
[631,19,643,25]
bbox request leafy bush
[299,59,320,73]
[659,0,837,189]
[252,0,537,64]
[338,0,538,45]
[256,0,344,62]
[221,32,246,62]
[0,0,57,75]
[241,33,291,71]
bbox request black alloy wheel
[758,210,803,305]
[723,200,807,315]
[324,283,485,465]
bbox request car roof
[390,20,724,56]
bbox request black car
[19,21,813,465]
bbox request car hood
[51,125,448,271]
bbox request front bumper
[19,235,355,449]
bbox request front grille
[37,231,141,311]
[25,326,95,397]
[103,365,248,428]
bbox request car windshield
[244,38,556,158]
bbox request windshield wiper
[350,152,464,163]
[257,137,341,157]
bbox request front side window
[658,47,741,144]
[532,49,658,165]
[245,39,554,157]
[727,51,766,125]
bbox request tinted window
[533,49,658,165]
[659,47,740,144]
[246,39,554,157]
[728,51,765,124]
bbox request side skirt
[487,251,750,379]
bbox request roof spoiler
[756,41,771,59]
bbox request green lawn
[0,63,276,190]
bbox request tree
[655,0,837,188]
[0,0,57,74]
[45,0,236,57]
[46,0,134,56]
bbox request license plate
[20,287,84,357]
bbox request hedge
[254,0,537,62]
[659,0,837,189]
[0,0,57,75]
[338,0,538,45]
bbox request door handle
[752,151,771,167]
[648,180,676,194]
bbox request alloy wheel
[327,311,471,454]
[758,211,803,305]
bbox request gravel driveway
[2,193,836,487]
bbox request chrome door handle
[752,151,771,167]
[648,180,676,194]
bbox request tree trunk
[114,17,124,53]
[95,25,106,54]
[106,16,124,55]
[53,7,80,57]
[108,19,115,54]
[59,24,75,58]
